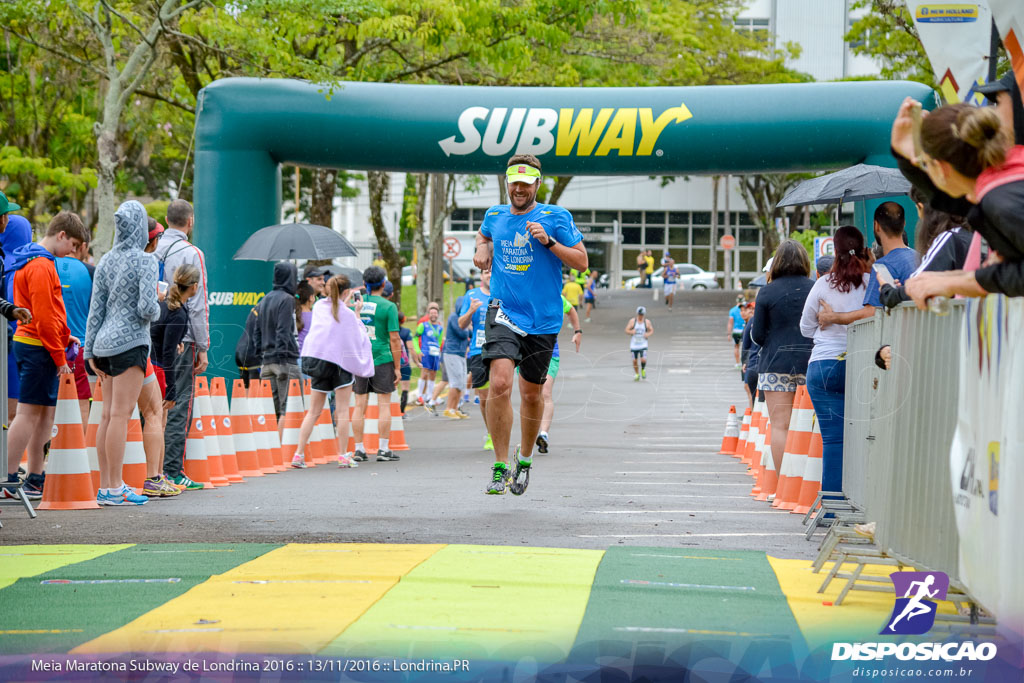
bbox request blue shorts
[400,363,411,381]
[14,341,59,407]
[421,353,441,372]
[7,349,19,400]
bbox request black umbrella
[323,265,363,288]
[777,164,911,208]
[232,223,359,261]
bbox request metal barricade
[842,302,964,579]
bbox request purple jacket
[300,298,374,377]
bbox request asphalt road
[0,289,816,560]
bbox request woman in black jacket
[749,240,814,477]
[887,99,1024,304]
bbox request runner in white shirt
[625,306,653,381]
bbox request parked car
[624,263,720,290]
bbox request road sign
[719,234,736,250]
[443,237,461,260]
[814,236,834,259]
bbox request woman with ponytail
[800,226,870,494]
[890,98,1024,303]
[151,264,200,416]
[291,274,373,469]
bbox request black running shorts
[467,354,489,389]
[354,362,396,395]
[482,304,556,385]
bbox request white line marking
[667,369,691,374]
[623,461,732,465]
[576,533,806,538]
[600,493,750,499]
[589,510,780,514]
[614,471,749,475]
[601,481,752,486]
[614,626,770,637]
[619,579,756,592]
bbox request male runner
[458,268,493,450]
[626,306,653,380]
[663,258,679,311]
[536,295,582,454]
[413,302,443,407]
[474,154,587,495]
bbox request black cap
[976,73,1016,103]
[303,265,325,279]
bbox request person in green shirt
[351,266,402,463]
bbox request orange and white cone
[794,415,823,515]
[351,393,380,453]
[388,393,409,451]
[121,406,147,492]
[195,377,229,487]
[750,409,770,496]
[260,380,286,472]
[182,406,213,489]
[280,379,306,467]
[38,375,100,510]
[719,405,740,455]
[316,404,340,463]
[247,381,277,474]
[85,379,103,491]
[734,406,751,461]
[754,423,778,501]
[211,377,243,483]
[229,379,263,478]
[743,397,764,468]
[774,386,814,510]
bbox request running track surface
[0,543,946,661]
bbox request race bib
[475,329,487,348]
[367,327,377,341]
[428,343,440,356]
[495,305,527,337]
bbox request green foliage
[790,228,822,261]
[145,200,171,226]
[846,0,933,87]
[0,147,97,221]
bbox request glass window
[739,250,760,274]
[645,211,667,227]
[621,227,641,244]
[645,226,665,246]
[668,211,689,226]
[620,211,642,225]
[678,264,698,275]
[737,212,754,226]
[668,227,688,245]
[594,210,618,224]
[451,208,470,221]
[739,227,760,246]
[692,226,710,246]
[691,211,711,226]
[449,222,472,232]
[691,248,711,271]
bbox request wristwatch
[543,235,557,249]
[573,329,582,335]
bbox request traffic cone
[37,375,100,510]
[182,404,213,489]
[734,406,751,461]
[750,416,767,497]
[743,397,764,467]
[754,423,778,501]
[195,377,229,487]
[346,392,358,453]
[362,393,380,453]
[121,406,147,492]
[260,380,286,471]
[280,379,306,467]
[794,415,823,515]
[773,387,813,510]
[718,405,740,455]
[230,379,264,478]
[388,393,409,451]
[211,377,243,483]
[85,379,103,491]
[246,381,277,474]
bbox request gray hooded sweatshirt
[84,200,161,359]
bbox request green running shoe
[484,434,494,451]
[641,368,646,379]
[486,463,508,495]
[169,474,204,491]
[510,445,531,496]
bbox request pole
[724,174,732,290]
[989,18,1000,83]
[294,166,300,223]
[447,258,454,313]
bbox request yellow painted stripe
[73,543,443,655]
[0,545,133,591]
[323,545,604,662]
[767,556,960,649]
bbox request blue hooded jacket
[1,215,33,318]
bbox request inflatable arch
[193,77,933,372]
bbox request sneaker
[442,409,462,419]
[352,450,369,462]
[1,474,21,499]
[536,432,549,454]
[455,410,470,419]
[120,484,148,505]
[99,485,147,506]
[510,445,532,496]
[142,476,181,497]
[376,449,400,462]
[291,453,308,469]
[585,317,591,323]
[473,396,480,405]
[415,396,425,406]
[486,463,509,495]
[169,474,204,491]
[337,454,358,468]
[854,522,876,539]
[483,434,494,451]
[22,479,43,500]
[634,373,640,381]
[641,368,646,379]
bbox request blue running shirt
[480,203,583,335]
[459,287,491,357]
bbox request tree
[846,0,934,87]
[736,173,818,255]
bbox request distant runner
[663,258,679,311]
[458,269,493,451]
[626,306,653,380]
[413,302,443,407]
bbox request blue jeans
[806,358,846,493]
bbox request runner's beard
[509,183,538,211]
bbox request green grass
[397,282,465,319]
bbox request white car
[625,263,720,290]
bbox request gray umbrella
[323,265,363,288]
[777,164,911,208]
[232,223,358,261]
